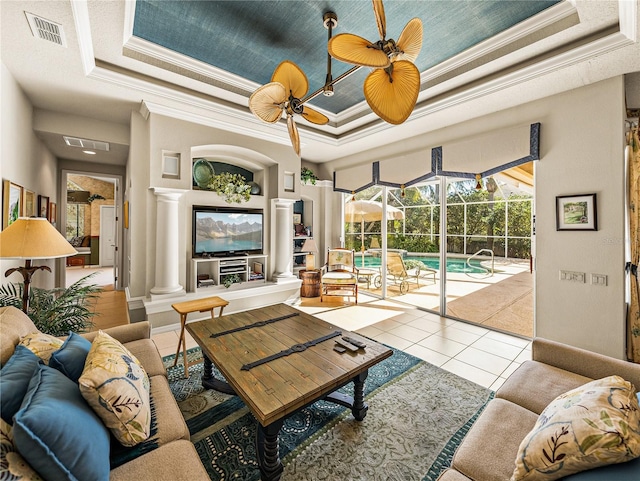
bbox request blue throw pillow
[13,364,110,481]
[49,332,92,383]
[562,456,640,480]
[0,345,41,424]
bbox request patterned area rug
[164,347,492,481]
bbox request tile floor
[151,294,531,391]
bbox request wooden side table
[171,296,229,378]
[299,269,321,297]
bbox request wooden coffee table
[186,303,392,481]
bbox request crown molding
[75,0,636,152]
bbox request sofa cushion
[18,333,64,365]
[109,439,210,481]
[0,418,43,481]
[512,375,640,481]
[79,330,151,447]
[109,375,189,468]
[49,332,92,383]
[436,468,473,481]
[0,346,41,425]
[496,360,593,414]
[123,339,167,378]
[452,398,538,481]
[13,364,111,481]
[0,307,39,366]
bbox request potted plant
[207,172,252,203]
[221,273,241,288]
[300,167,318,185]
[0,274,102,336]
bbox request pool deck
[359,258,533,338]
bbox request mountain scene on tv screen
[196,215,261,252]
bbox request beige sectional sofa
[0,306,210,481]
[438,337,640,481]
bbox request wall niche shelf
[191,254,268,293]
[192,159,261,196]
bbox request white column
[150,188,187,297]
[273,199,297,282]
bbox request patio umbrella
[344,200,405,267]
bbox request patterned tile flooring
[151,293,531,391]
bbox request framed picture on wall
[3,180,23,229]
[23,189,36,217]
[556,193,597,231]
[48,202,57,225]
[38,195,49,218]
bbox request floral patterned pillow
[0,419,43,480]
[78,330,151,447]
[18,333,63,365]
[512,375,640,481]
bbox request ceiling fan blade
[272,60,308,99]
[328,34,390,68]
[249,82,286,124]
[287,115,301,156]
[363,60,420,125]
[395,18,423,63]
[301,106,329,126]
[372,0,386,40]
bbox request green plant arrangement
[300,167,318,185]
[0,274,102,336]
[221,273,241,288]
[207,172,251,203]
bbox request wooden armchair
[320,248,358,304]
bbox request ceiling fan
[328,0,423,125]
[249,60,330,157]
[248,0,423,156]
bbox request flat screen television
[192,206,263,257]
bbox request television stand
[191,254,268,293]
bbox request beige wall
[1,64,58,289]
[127,111,302,299]
[322,77,626,359]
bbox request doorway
[343,163,534,339]
[63,172,121,290]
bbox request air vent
[63,136,110,152]
[25,12,67,47]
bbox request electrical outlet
[559,270,586,283]
[591,274,608,286]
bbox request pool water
[355,255,486,273]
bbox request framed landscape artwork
[23,189,36,217]
[556,193,597,231]
[2,180,23,229]
[38,195,49,218]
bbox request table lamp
[301,238,318,270]
[0,217,77,312]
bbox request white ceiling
[1,0,639,166]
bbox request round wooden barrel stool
[299,269,321,297]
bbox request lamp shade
[0,218,77,259]
[301,238,318,253]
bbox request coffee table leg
[256,419,284,481]
[323,369,370,421]
[201,354,236,395]
[352,370,369,421]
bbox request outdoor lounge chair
[374,251,436,294]
[321,248,358,303]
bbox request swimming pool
[355,255,486,273]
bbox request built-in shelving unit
[191,254,267,293]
